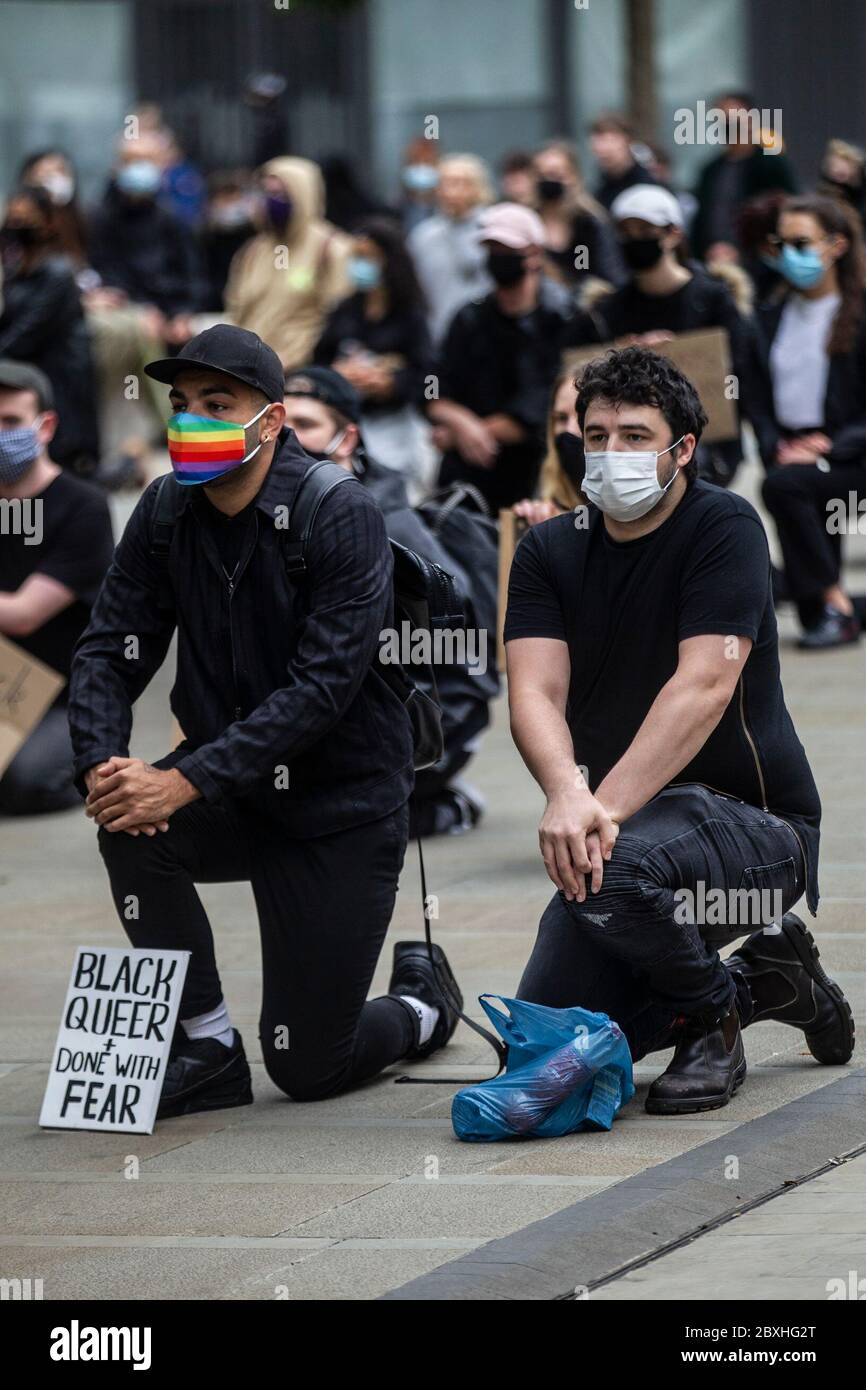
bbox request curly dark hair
[575,345,708,482]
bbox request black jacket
[742,298,866,470]
[691,149,797,259]
[313,293,433,417]
[88,185,204,315]
[0,254,99,471]
[68,430,414,836]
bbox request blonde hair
[439,153,495,207]
[535,139,608,223]
[537,368,585,510]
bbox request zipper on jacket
[738,676,768,810]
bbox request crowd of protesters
[2,91,866,826]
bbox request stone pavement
[0,459,864,1301]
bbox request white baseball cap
[610,183,684,230]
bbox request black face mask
[554,430,585,486]
[621,235,665,271]
[537,177,565,203]
[2,224,43,249]
[487,250,526,287]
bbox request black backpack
[149,461,464,771]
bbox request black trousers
[97,786,415,1102]
[0,705,80,816]
[762,462,865,626]
[517,784,806,1062]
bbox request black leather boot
[727,913,854,1064]
[645,1005,745,1114]
[157,1030,253,1119]
[387,941,463,1058]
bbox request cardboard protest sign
[563,327,738,444]
[0,634,65,775]
[39,947,190,1133]
[497,509,528,673]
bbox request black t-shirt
[0,470,114,689]
[504,480,820,912]
[199,492,257,579]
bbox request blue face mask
[348,255,382,291]
[777,244,826,290]
[0,422,41,484]
[116,160,162,198]
[403,163,439,192]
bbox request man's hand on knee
[539,787,619,903]
[85,757,198,835]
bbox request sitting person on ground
[512,367,586,527]
[428,202,573,512]
[283,364,494,837]
[505,347,852,1117]
[68,325,464,1120]
[0,361,113,814]
[744,194,866,649]
[562,183,748,489]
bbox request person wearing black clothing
[505,348,852,1115]
[0,362,113,814]
[746,196,866,648]
[198,172,259,312]
[533,140,624,293]
[313,218,432,478]
[589,112,659,212]
[562,183,748,488]
[284,364,495,838]
[68,326,463,1118]
[429,202,573,510]
[691,92,797,263]
[0,187,99,475]
[88,135,204,330]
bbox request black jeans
[517,784,805,1061]
[0,705,80,816]
[762,462,865,626]
[97,785,414,1101]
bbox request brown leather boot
[645,1005,746,1115]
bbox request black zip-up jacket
[68,430,414,836]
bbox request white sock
[181,1000,235,1048]
[400,994,440,1047]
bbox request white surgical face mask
[582,436,685,522]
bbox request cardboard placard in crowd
[497,509,528,673]
[39,947,190,1134]
[0,634,65,775]
[563,327,739,445]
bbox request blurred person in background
[533,139,624,294]
[284,365,495,837]
[159,129,207,229]
[86,130,203,483]
[313,217,432,481]
[817,139,866,227]
[198,171,259,313]
[19,149,89,273]
[512,366,586,526]
[691,91,797,264]
[563,184,748,487]
[749,195,866,649]
[398,136,440,234]
[88,131,204,346]
[499,150,537,207]
[0,361,112,814]
[408,153,494,347]
[0,186,99,476]
[428,202,572,510]
[225,155,351,370]
[590,111,658,211]
[737,190,788,303]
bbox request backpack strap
[283,459,359,574]
[150,472,182,563]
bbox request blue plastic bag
[452,995,634,1142]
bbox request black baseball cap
[0,359,54,411]
[283,365,362,424]
[144,324,285,404]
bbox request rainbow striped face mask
[166,404,270,485]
